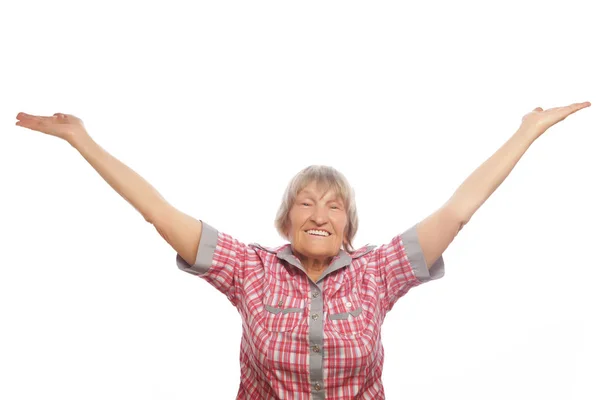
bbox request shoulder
[248,242,289,255]
[348,244,377,260]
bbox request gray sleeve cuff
[176,221,219,276]
[401,223,445,282]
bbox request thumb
[533,107,543,112]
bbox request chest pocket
[326,292,366,336]
[263,293,306,332]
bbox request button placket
[308,281,325,399]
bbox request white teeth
[306,230,330,237]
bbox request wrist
[68,131,93,150]
[514,126,541,144]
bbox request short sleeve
[373,223,445,313]
[176,221,248,307]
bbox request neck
[293,251,332,277]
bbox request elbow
[145,204,170,226]
[442,201,471,232]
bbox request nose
[310,205,328,225]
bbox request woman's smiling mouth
[305,229,331,237]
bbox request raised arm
[15,112,202,266]
[415,101,591,269]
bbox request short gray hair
[275,165,358,252]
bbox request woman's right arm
[70,134,203,266]
[15,112,202,266]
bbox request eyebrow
[298,190,342,203]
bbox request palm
[15,112,87,142]
[521,102,591,137]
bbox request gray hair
[275,165,358,252]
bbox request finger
[16,112,35,120]
[16,112,49,122]
[571,101,591,111]
[16,112,48,126]
[15,118,43,130]
[560,102,592,118]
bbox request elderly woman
[15,101,590,399]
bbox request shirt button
[345,301,352,308]
[278,300,284,307]
[312,345,320,353]
[314,383,321,391]
[312,291,319,298]
[311,313,319,320]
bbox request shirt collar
[249,242,376,282]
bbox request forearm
[69,133,169,223]
[445,128,537,224]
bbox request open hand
[520,101,591,140]
[15,112,89,144]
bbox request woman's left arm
[416,101,592,269]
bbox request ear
[343,223,350,244]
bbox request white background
[1,1,598,399]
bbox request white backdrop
[1,1,598,399]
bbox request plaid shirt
[177,221,445,399]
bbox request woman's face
[287,181,348,265]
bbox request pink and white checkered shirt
[176,221,444,399]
